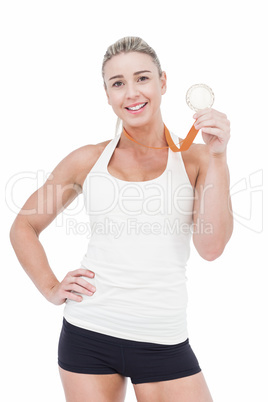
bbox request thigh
[133,371,213,402]
[59,367,128,402]
[126,338,201,385]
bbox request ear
[160,71,167,95]
[104,84,111,105]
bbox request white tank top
[64,131,194,345]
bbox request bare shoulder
[190,142,210,166]
[55,138,113,190]
[180,140,210,188]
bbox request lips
[125,102,148,111]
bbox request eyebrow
[109,70,152,81]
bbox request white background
[1,0,267,401]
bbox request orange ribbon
[122,123,199,152]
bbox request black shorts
[58,318,201,385]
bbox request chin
[122,116,153,130]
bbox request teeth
[127,103,146,111]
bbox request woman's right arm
[9,145,97,305]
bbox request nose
[125,82,139,99]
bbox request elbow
[200,248,224,261]
[10,219,20,249]
[194,240,226,261]
[9,216,32,247]
[193,227,233,262]
[9,220,16,245]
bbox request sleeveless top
[64,131,194,345]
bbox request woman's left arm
[192,108,233,261]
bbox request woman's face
[103,52,167,129]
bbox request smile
[125,102,148,111]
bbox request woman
[10,37,233,402]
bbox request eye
[138,76,149,82]
[112,81,124,88]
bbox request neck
[120,120,168,152]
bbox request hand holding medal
[165,83,215,152]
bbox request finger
[67,283,95,296]
[194,111,228,126]
[195,111,229,127]
[193,107,212,119]
[195,114,225,126]
[194,118,220,130]
[69,268,95,278]
[63,291,83,303]
[193,108,227,120]
[74,277,96,293]
[201,127,224,138]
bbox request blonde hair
[102,36,163,136]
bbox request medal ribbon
[122,123,199,152]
